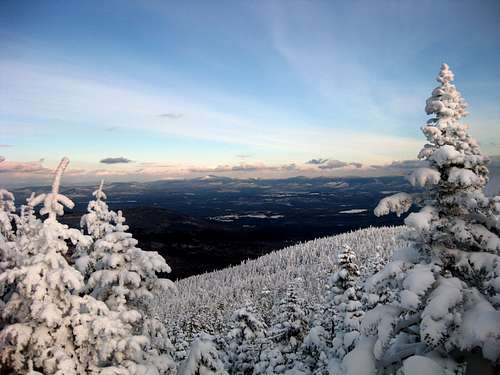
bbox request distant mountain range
[11,176,420,279]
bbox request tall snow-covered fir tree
[347,64,500,374]
[79,188,176,373]
[74,179,117,277]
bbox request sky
[0,0,499,186]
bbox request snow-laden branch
[38,157,75,221]
[374,193,413,217]
[379,342,427,367]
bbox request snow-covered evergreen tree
[0,188,17,241]
[226,299,266,374]
[0,158,158,374]
[81,180,116,241]
[74,179,117,277]
[85,209,173,310]
[255,277,309,374]
[352,64,500,374]
[301,325,329,374]
[178,333,228,375]
[0,189,19,285]
[170,321,190,363]
[329,246,363,363]
[80,189,176,372]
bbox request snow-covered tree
[1,193,42,327]
[85,209,173,310]
[0,189,19,280]
[329,246,363,363]
[80,180,116,241]
[255,277,309,374]
[226,299,266,374]
[301,325,329,374]
[0,158,158,374]
[73,180,116,281]
[0,188,18,241]
[0,158,85,373]
[178,333,228,375]
[170,321,190,363]
[354,64,500,374]
[81,193,176,372]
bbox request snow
[374,192,413,217]
[408,167,441,187]
[452,293,500,362]
[1,64,499,374]
[156,227,406,338]
[404,205,435,232]
[448,167,482,186]
[178,334,227,375]
[341,336,376,375]
[339,209,367,214]
[209,212,284,222]
[429,145,462,166]
[401,356,445,375]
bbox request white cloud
[100,157,134,164]
[0,59,423,163]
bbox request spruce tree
[329,246,363,360]
[73,180,116,281]
[0,189,17,241]
[350,64,500,374]
[254,278,309,374]
[0,158,154,374]
[82,194,176,372]
[80,180,116,241]
[226,299,266,374]
[178,333,228,375]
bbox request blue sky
[0,0,499,185]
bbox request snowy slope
[152,226,408,335]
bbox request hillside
[154,226,408,336]
[14,175,414,279]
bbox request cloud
[306,158,329,165]
[1,152,499,188]
[0,144,13,147]
[0,159,51,174]
[0,59,424,161]
[0,156,4,163]
[188,163,301,174]
[236,154,252,159]
[105,126,120,132]
[159,113,183,119]
[317,159,348,169]
[370,159,427,173]
[100,157,134,164]
[306,158,364,169]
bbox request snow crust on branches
[0,159,176,374]
[362,64,500,374]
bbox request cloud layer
[1,155,499,190]
[100,157,133,164]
